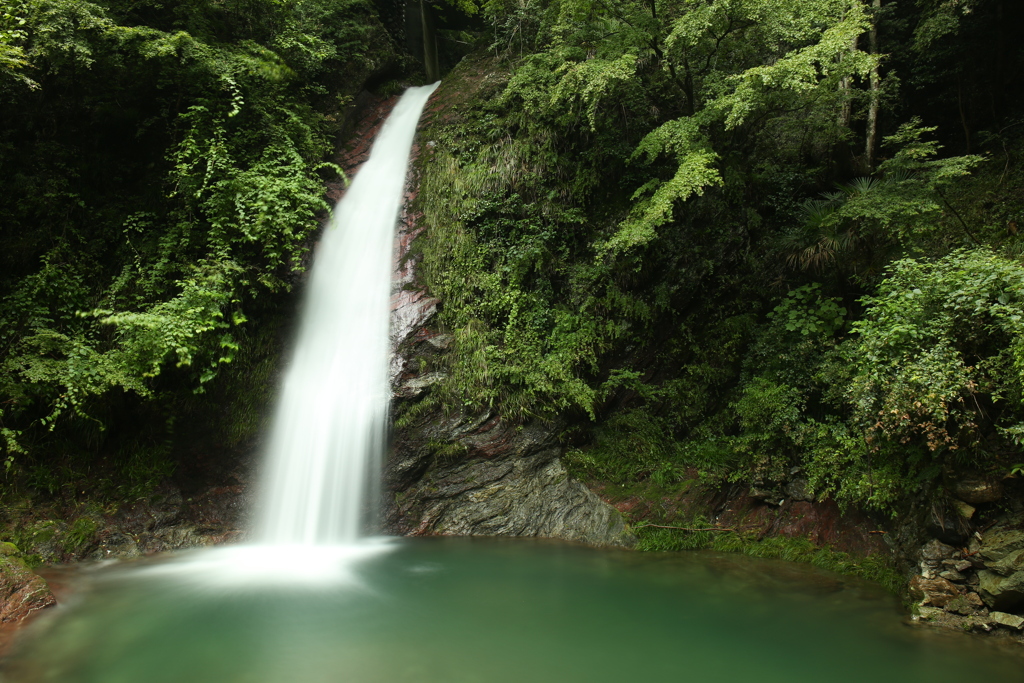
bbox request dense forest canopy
[2,0,1024,516]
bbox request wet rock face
[0,543,54,624]
[8,475,252,567]
[978,569,1024,612]
[909,538,995,633]
[924,500,972,546]
[384,411,631,546]
[783,477,813,502]
[386,337,633,544]
[990,611,1024,630]
[976,529,1024,562]
[382,94,630,548]
[920,539,958,567]
[91,481,250,559]
[384,332,631,546]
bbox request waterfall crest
[254,83,438,546]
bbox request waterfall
[254,83,438,546]
[130,84,438,586]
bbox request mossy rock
[22,520,69,564]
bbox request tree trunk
[864,0,881,172]
[838,36,857,129]
[957,73,972,154]
[421,0,439,82]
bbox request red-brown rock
[909,575,962,607]
[0,543,55,624]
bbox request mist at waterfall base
[4,86,1024,682]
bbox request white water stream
[254,83,438,546]
[126,84,437,586]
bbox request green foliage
[767,284,847,337]
[428,439,469,464]
[727,377,804,483]
[843,248,1024,453]
[413,1,1024,532]
[795,416,907,511]
[64,516,98,550]
[416,61,642,419]
[724,247,1024,512]
[0,0,398,490]
[780,122,982,278]
[5,0,1021,544]
[488,0,878,252]
[0,1,34,86]
[636,523,903,594]
[609,118,722,254]
[911,0,980,51]
[563,408,682,485]
[634,519,716,552]
[416,0,887,421]
[870,120,983,243]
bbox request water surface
[4,538,1022,683]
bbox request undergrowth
[635,521,903,595]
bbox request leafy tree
[843,248,1024,456]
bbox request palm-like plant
[780,172,913,275]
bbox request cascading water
[124,84,438,585]
[255,82,439,546]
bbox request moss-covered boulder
[0,543,55,624]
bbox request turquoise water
[3,538,1022,682]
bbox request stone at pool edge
[978,568,1024,612]
[972,527,1024,612]
[0,542,55,623]
[909,575,961,607]
[987,547,1024,576]
[990,611,1024,630]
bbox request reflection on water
[3,538,1023,683]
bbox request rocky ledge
[4,468,251,568]
[383,408,630,546]
[384,298,630,547]
[0,462,251,641]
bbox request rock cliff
[380,85,631,546]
